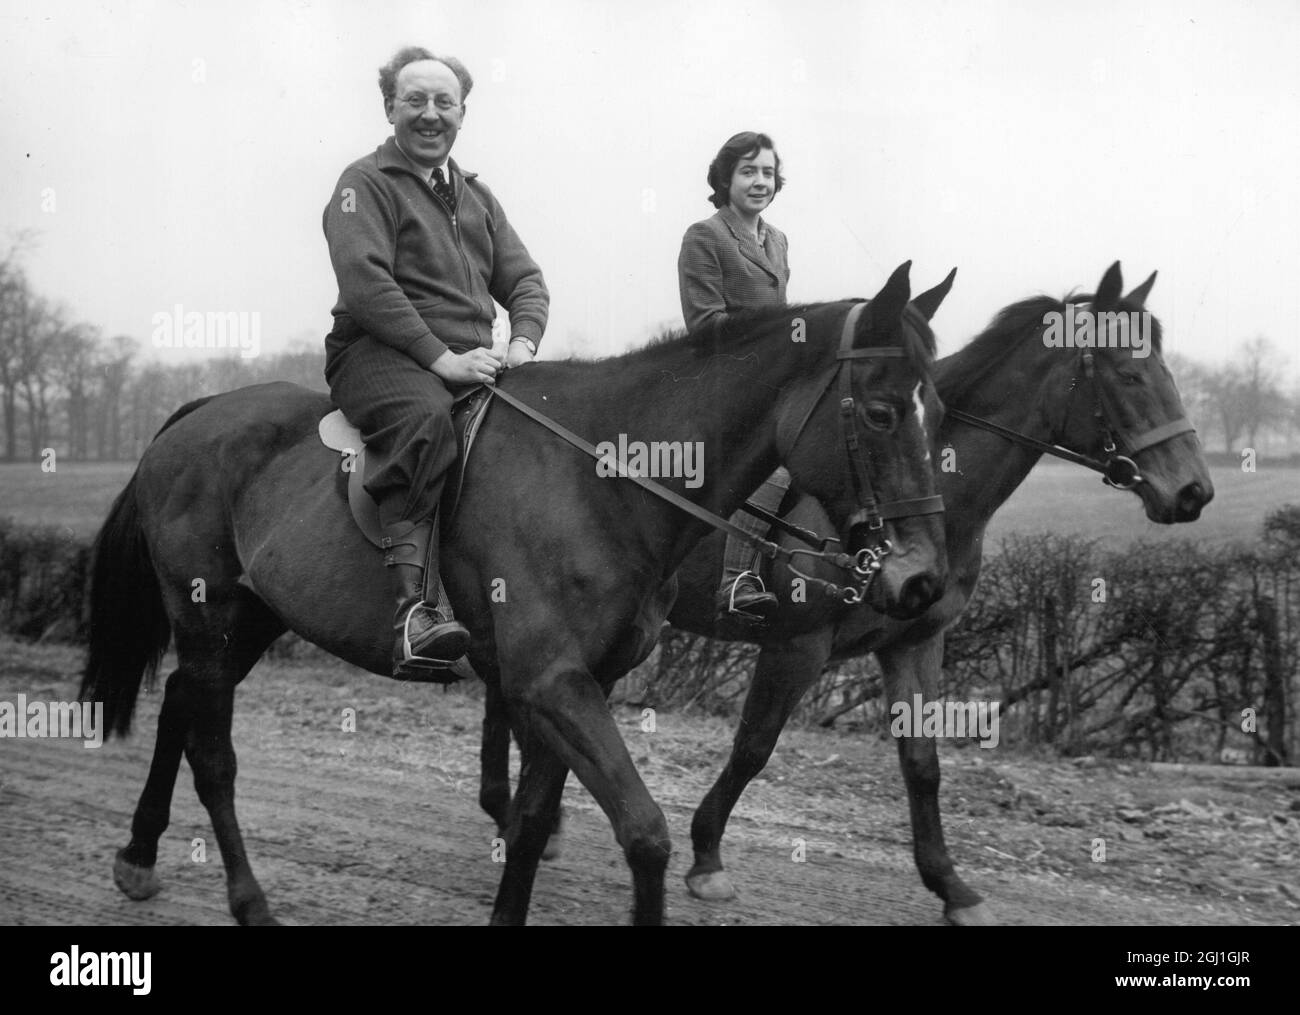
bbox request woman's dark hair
[706,131,784,209]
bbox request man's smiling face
[387,59,464,169]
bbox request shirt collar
[719,203,768,245]
[392,137,450,184]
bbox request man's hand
[430,347,505,385]
[505,337,536,369]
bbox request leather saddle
[317,385,494,545]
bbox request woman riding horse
[678,131,792,625]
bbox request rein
[945,343,1195,489]
[487,303,943,604]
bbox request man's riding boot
[715,468,791,624]
[381,517,471,676]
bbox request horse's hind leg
[113,666,195,900]
[184,659,276,925]
[114,590,284,924]
[878,635,993,926]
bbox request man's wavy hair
[378,46,474,109]
[706,131,784,209]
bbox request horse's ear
[1125,270,1157,308]
[860,261,911,345]
[1095,261,1123,308]
[911,267,957,322]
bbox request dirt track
[2,639,1297,926]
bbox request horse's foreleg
[480,679,513,832]
[479,676,568,859]
[496,660,670,926]
[686,629,832,902]
[878,635,992,926]
[489,734,569,926]
[114,667,193,901]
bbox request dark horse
[479,263,1214,924]
[80,262,955,926]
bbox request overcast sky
[2,0,1297,378]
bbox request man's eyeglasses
[399,93,460,113]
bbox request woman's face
[728,147,777,217]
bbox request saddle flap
[319,386,495,548]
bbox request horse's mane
[598,300,938,372]
[937,291,1163,406]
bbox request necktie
[432,167,455,207]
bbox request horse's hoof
[685,868,737,902]
[233,896,279,926]
[113,850,161,901]
[541,830,565,861]
[945,901,995,926]
[541,807,567,861]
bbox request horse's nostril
[1175,481,1207,521]
[897,573,944,617]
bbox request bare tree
[49,323,99,459]
[95,335,135,460]
[15,296,70,460]
[1202,365,1249,453]
[1237,335,1289,450]
[0,266,21,461]
[1164,352,1211,428]
[0,233,43,461]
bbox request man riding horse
[322,46,549,676]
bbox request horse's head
[777,261,951,619]
[1055,263,1214,522]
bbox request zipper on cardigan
[433,179,490,348]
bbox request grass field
[984,460,1298,547]
[0,462,138,537]
[0,459,1296,546]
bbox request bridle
[945,308,1196,490]
[486,301,944,605]
[776,301,944,601]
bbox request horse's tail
[79,395,217,737]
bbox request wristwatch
[510,336,538,355]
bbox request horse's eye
[864,404,897,431]
[1118,372,1144,386]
